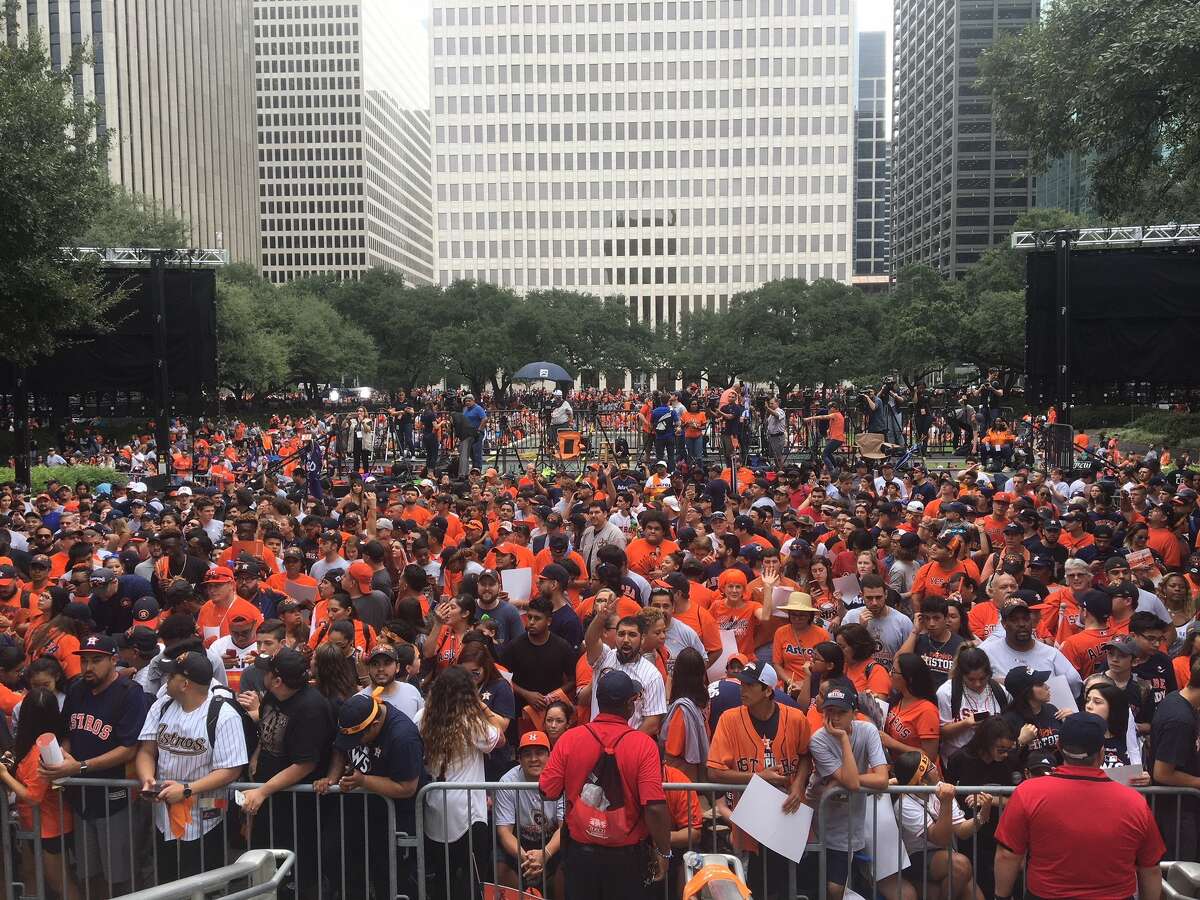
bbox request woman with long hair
[1084,678,1149,781]
[661,647,710,781]
[936,647,1009,765]
[883,652,941,763]
[943,598,976,642]
[458,641,516,780]
[25,588,89,680]
[943,716,1017,899]
[834,623,891,696]
[424,594,476,675]
[796,640,845,730]
[542,701,573,748]
[417,666,508,900]
[0,688,81,900]
[308,594,374,655]
[1157,571,1195,649]
[311,642,359,711]
[893,750,989,900]
[1001,667,1067,768]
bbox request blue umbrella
[512,361,573,383]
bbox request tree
[0,27,115,367]
[76,189,191,249]
[214,266,290,401]
[277,286,377,402]
[876,266,965,387]
[519,289,659,380]
[979,0,1200,221]
[432,281,520,396]
[664,306,750,387]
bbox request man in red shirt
[539,670,673,900]
[994,712,1164,900]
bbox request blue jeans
[685,435,705,465]
[654,437,675,470]
[823,438,843,477]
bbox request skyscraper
[430,0,856,383]
[853,30,889,279]
[891,0,1038,277]
[254,0,435,284]
[7,0,260,262]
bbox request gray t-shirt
[887,559,919,596]
[494,765,564,846]
[663,618,705,675]
[841,607,913,670]
[353,590,392,631]
[810,720,888,851]
[476,598,526,647]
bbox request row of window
[256,40,359,57]
[432,0,848,29]
[257,112,361,127]
[255,76,361,91]
[257,93,360,110]
[262,252,366,268]
[432,25,849,57]
[262,234,365,249]
[257,147,362,162]
[253,4,359,21]
[255,58,360,74]
[433,145,849,176]
[439,231,847,260]
[433,53,848,85]
[436,260,849,289]
[437,203,849,233]
[254,22,358,37]
[259,200,364,215]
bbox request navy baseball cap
[596,670,642,705]
[1059,712,1106,759]
[74,634,118,657]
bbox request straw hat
[778,591,819,614]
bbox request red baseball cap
[203,566,235,585]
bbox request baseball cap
[62,601,95,624]
[89,567,117,586]
[518,731,551,752]
[1104,635,1139,656]
[161,650,214,686]
[1059,712,1107,759]
[736,661,778,689]
[897,531,921,550]
[283,547,305,562]
[203,566,235,585]
[595,670,642,705]
[789,538,813,556]
[29,554,51,569]
[125,626,160,656]
[233,553,262,575]
[1042,520,1062,531]
[821,682,858,711]
[132,595,160,625]
[943,501,970,516]
[267,647,308,684]
[905,500,925,513]
[725,652,750,670]
[277,598,302,615]
[74,634,118,657]
[1000,597,1032,619]
[1003,523,1024,535]
[1025,751,1057,776]
[375,518,394,531]
[657,573,690,595]
[733,515,755,531]
[477,568,499,582]
[366,643,400,662]
[1103,556,1131,572]
[1029,554,1054,569]
[738,544,764,562]
[1080,589,1113,620]
[347,561,374,593]
[1105,580,1139,601]
[335,693,386,750]
[0,565,18,588]
[538,563,570,588]
[1004,666,1050,695]
[992,492,1013,504]
[654,459,668,469]
[548,533,570,553]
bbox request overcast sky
[857,0,893,34]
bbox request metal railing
[114,849,293,900]
[2,776,1194,900]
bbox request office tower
[891,0,1038,277]
[1036,153,1092,217]
[853,30,889,279]
[430,0,856,385]
[7,0,260,262]
[255,0,435,283]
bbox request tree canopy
[980,0,1200,221]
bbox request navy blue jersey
[63,674,149,818]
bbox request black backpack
[161,687,259,773]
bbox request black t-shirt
[945,747,1016,820]
[1101,735,1131,768]
[420,410,437,435]
[63,675,149,818]
[151,555,210,602]
[342,706,427,829]
[1134,652,1178,706]
[500,633,577,696]
[255,684,335,784]
[1149,691,1200,811]
[1002,703,1062,762]
[914,632,964,689]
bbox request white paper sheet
[832,574,861,599]
[863,794,910,879]
[1046,674,1078,712]
[771,585,796,618]
[707,631,741,681]
[1105,764,1144,785]
[285,581,318,605]
[500,567,533,602]
[728,774,814,864]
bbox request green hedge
[1108,412,1200,452]
[0,466,127,493]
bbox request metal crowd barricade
[0,777,410,900]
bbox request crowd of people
[0,400,1197,900]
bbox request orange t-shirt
[680,411,708,439]
[827,411,846,442]
[197,598,265,647]
[911,559,980,600]
[1059,627,1114,678]
[845,657,891,695]
[266,572,318,600]
[688,581,721,610]
[625,538,680,578]
[748,575,799,650]
[1174,656,1192,696]
[709,599,762,657]
[1035,587,1082,642]
[401,504,434,528]
[663,764,704,830]
[884,699,940,751]
[573,593,643,622]
[28,628,81,680]
[968,602,1001,642]
[672,603,723,656]
[772,623,832,683]
[307,618,374,654]
[1147,527,1183,569]
[17,747,72,838]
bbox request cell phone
[973,711,991,720]
[142,782,163,798]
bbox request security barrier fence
[1,778,1195,900]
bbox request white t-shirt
[935,679,1007,760]
[357,680,423,722]
[589,645,668,730]
[978,634,1083,694]
[207,636,257,684]
[412,710,499,842]
[138,693,249,840]
[898,792,967,854]
[494,765,565,845]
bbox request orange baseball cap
[518,731,551,752]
